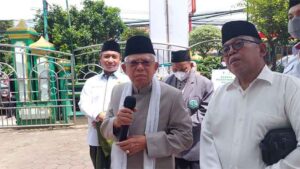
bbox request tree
[0,20,14,34]
[120,27,149,41]
[34,0,125,52]
[189,25,221,57]
[0,20,14,65]
[242,0,289,70]
[194,56,222,79]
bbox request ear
[259,43,267,58]
[154,62,159,71]
[98,54,102,65]
[121,63,127,74]
[190,62,194,68]
[171,64,176,72]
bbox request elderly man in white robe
[101,35,193,169]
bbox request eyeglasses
[219,39,261,56]
[125,60,154,67]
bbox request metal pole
[43,0,49,40]
[165,0,170,44]
[65,0,73,52]
[65,0,76,123]
[246,1,249,21]
[66,0,72,28]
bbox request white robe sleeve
[265,79,300,169]
[78,81,98,120]
[200,114,223,169]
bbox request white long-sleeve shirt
[79,71,129,146]
[283,42,300,78]
[200,66,300,169]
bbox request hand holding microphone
[119,96,136,141]
[115,96,147,155]
[113,96,136,141]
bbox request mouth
[135,75,145,77]
[229,58,240,65]
[134,74,146,78]
[106,65,116,68]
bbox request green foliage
[0,20,13,33]
[242,0,289,69]
[189,25,221,57]
[0,33,10,58]
[34,0,125,52]
[243,0,289,45]
[0,20,14,66]
[120,27,149,41]
[194,56,222,79]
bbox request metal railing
[0,44,76,128]
[1,40,291,128]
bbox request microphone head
[124,96,136,110]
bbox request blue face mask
[288,16,300,39]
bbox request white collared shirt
[200,66,300,169]
[283,42,300,78]
[79,71,129,146]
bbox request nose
[136,62,145,71]
[107,57,114,62]
[227,45,237,56]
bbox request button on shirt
[283,42,300,78]
[200,66,300,169]
[79,71,129,146]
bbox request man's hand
[96,112,106,122]
[91,112,106,128]
[113,108,135,128]
[117,135,147,156]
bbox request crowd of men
[79,0,300,168]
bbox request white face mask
[174,71,189,81]
[221,61,227,67]
[288,16,300,39]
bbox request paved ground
[0,124,94,169]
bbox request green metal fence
[0,44,76,128]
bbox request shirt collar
[100,71,121,80]
[226,65,273,91]
[133,83,152,94]
[292,42,300,55]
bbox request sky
[0,0,245,21]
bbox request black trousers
[175,158,200,169]
[89,146,110,169]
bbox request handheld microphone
[119,96,136,141]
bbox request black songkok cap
[124,35,155,57]
[101,40,120,53]
[171,50,191,63]
[289,0,300,9]
[221,20,261,44]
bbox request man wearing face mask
[164,50,214,169]
[283,0,300,78]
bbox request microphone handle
[119,125,129,141]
